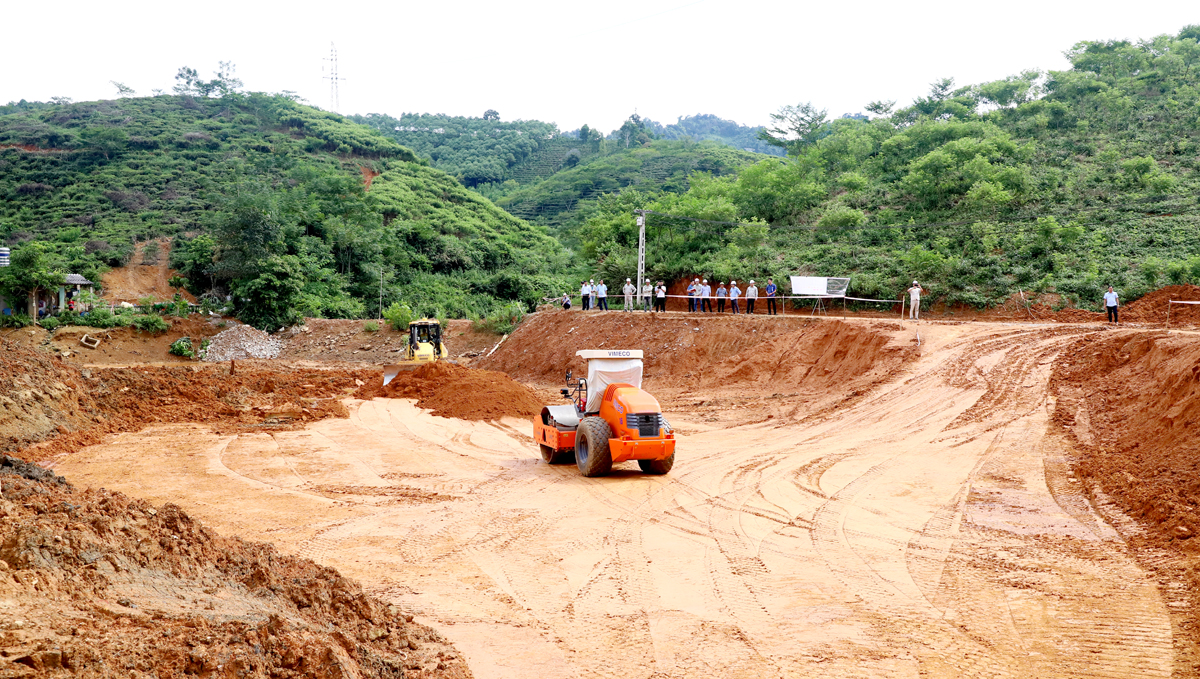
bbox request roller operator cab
[532,350,676,477]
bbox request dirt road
[54,320,1176,677]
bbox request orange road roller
[532,350,676,477]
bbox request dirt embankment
[100,238,196,304]
[51,316,227,365]
[478,309,914,394]
[355,361,542,421]
[281,319,502,365]
[0,462,470,678]
[0,340,381,458]
[1051,330,1200,667]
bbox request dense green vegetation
[350,112,560,188]
[0,86,570,328]
[495,140,769,233]
[641,114,784,156]
[352,112,778,233]
[576,26,1200,308]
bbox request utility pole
[323,42,345,111]
[634,210,647,309]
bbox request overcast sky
[3,1,1196,133]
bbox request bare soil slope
[476,311,916,416]
[100,239,196,304]
[0,341,379,457]
[1052,329,1200,670]
[0,461,469,678]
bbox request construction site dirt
[6,307,1200,677]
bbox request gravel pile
[202,324,284,361]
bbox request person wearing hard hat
[699,279,711,312]
[641,279,653,311]
[716,282,728,312]
[729,280,742,314]
[906,280,923,320]
[561,293,572,310]
[622,278,636,311]
[589,279,598,310]
[746,280,758,314]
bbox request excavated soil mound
[1,341,380,458]
[0,341,99,453]
[356,361,541,421]
[1122,284,1200,325]
[1051,330,1200,663]
[0,469,469,678]
[1052,331,1200,548]
[477,310,915,396]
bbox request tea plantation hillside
[0,93,570,327]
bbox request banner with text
[790,276,850,297]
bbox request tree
[865,100,896,116]
[618,114,645,148]
[483,109,500,121]
[49,96,72,105]
[0,241,64,317]
[172,62,242,98]
[111,81,136,98]
[757,101,828,155]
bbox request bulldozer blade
[382,363,421,386]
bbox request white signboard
[790,276,850,297]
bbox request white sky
[3,1,1196,133]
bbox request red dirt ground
[99,239,197,304]
[0,468,469,678]
[0,340,382,458]
[1052,329,1200,669]
[51,316,227,365]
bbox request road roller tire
[638,454,674,475]
[575,417,613,477]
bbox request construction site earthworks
[5,292,1200,678]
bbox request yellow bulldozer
[383,318,448,386]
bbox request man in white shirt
[597,279,609,311]
[590,279,598,309]
[1103,286,1119,324]
[655,281,668,312]
[580,280,591,310]
[746,280,758,314]
[622,278,636,311]
[642,280,653,311]
[729,280,742,314]
[906,281,923,320]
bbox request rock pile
[202,324,284,361]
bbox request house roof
[64,274,93,285]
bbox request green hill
[575,26,1200,307]
[496,140,770,232]
[0,93,569,326]
[641,114,784,156]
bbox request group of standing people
[682,278,779,315]
[566,277,779,314]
